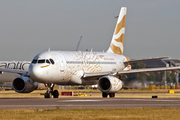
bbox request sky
[0,0,180,61]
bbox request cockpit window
[32,59,38,64]
[32,59,54,64]
[46,59,50,64]
[38,59,45,63]
[49,59,55,64]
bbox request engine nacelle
[98,76,123,93]
[12,75,38,93]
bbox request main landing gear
[102,92,115,98]
[44,83,59,98]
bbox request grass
[0,108,179,120]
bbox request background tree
[166,72,176,83]
[124,62,146,87]
[130,62,146,81]
[147,73,156,82]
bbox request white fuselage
[29,51,128,85]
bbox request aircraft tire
[109,93,115,98]
[44,92,52,98]
[53,90,59,98]
[102,92,108,98]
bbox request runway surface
[1,97,180,109]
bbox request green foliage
[147,73,156,82]
[128,62,146,81]
[130,62,146,69]
[126,62,177,83]
[166,72,176,83]
[156,73,162,82]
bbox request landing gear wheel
[44,92,49,98]
[44,91,52,98]
[44,83,55,98]
[53,90,59,98]
[102,92,108,98]
[109,93,115,98]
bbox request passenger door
[55,54,66,73]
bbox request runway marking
[59,99,101,102]
[118,99,180,102]
[1,104,180,109]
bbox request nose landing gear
[44,83,59,98]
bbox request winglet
[107,7,127,55]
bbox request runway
[1,97,180,109]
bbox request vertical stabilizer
[107,7,127,55]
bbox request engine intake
[98,76,123,93]
[13,75,38,93]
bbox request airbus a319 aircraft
[1,7,180,98]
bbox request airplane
[0,7,180,98]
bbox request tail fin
[107,7,127,55]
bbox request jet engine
[98,76,123,93]
[12,75,38,93]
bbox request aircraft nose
[28,64,42,82]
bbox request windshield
[32,59,38,64]
[31,59,54,64]
[49,59,55,64]
[46,59,51,64]
[38,59,45,63]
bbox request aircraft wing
[116,66,180,75]
[83,66,180,80]
[83,71,114,80]
[124,57,170,64]
[0,68,27,75]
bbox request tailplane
[107,7,127,55]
